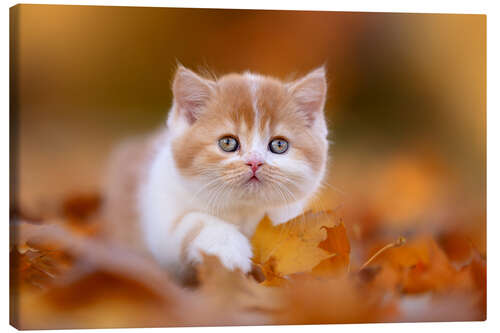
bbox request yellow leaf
[251,211,344,277]
[256,257,287,286]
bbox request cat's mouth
[246,175,260,183]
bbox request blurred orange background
[11,5,486,253]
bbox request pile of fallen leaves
[10,155,486,329]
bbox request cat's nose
[246,160,263,173]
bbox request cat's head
[167,66,329,212]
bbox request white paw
[188,223,253,273]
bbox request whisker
[320,180,346,196]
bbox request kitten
[103,65,329,282]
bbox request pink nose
[246,160,263,173]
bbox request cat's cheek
[268,153,315,185]
[267,153,298,172]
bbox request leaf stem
[359,236,406,271]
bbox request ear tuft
[172,65,214,124]
[287,67,327,125]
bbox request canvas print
[10,4,486,329]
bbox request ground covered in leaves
[10,155,486,329]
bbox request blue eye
[269,138,289,154]
[218,136,239,152]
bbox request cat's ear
[172,65,215,124]
[287,67,327,125]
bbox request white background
[2,0,497,332]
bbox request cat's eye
[218,136,239,152]
[269,138,289,154]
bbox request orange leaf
[251,211,341,277]
[312,222,351,276]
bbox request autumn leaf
[438,231,475,268]
[255,256,287,286]
[312,222,351,277]
[273,274,398,325]
[251,211,345,278]
[363,235,484,296]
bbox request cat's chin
[235,188,298,208]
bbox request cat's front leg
[177,212,253,273]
